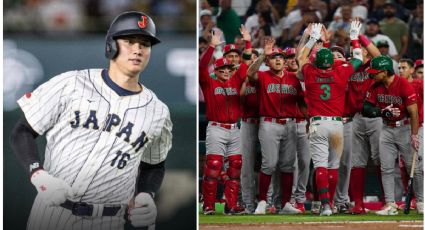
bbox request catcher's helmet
[315,48,334,69]
[105,11,160,59]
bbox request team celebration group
[198,0,424,217]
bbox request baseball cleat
[202,206,215,215]
[416,202,423,214]
[335,202,350,214]
[279,202,302,214]
[320,203,332,216]
[267,205,277,214]
[311,201,321,214]
[294,202,306,213]
[224,204,246,215]
[351,204,366,214]
[376,202,398,215]
[254,200,267,214]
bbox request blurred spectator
[310,0,328,20]
[414,59,424,79]
[244,0,280,39]
[332,0,367,22]
[287,12,320,43]
[370,0,410,22]
[407,0,423,60]
[199,36,209,56]
[252,12,273,48]
[231,0,252,23]
[332,29,350,56]
[200,9,225,42]
[281,0,322,42]
[327,4,353,40]
[216,0,241,44]
[379,0,409,60]
[376,40,400,74]
[365,18,399,60]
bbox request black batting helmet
[105,11,161,59]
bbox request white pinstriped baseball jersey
[18,69,172,205]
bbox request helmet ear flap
[105,36,118,59]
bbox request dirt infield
[200,221,424,230]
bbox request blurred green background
[4,1,197,229]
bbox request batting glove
[349,19,362,40]
[411,134,420,152]
[31,169,74,206]
[309,23,322,41]
[129,192,157,228]
[381,104,401,118]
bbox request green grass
[199,203,424,224]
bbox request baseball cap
[284,47,296,58]
[376,40,389,48]
[330,46,345,57]
[366,18,379,25]
[200,9,212,18]
[267,47,284,57]
[222,44,241,55]
[414,59,424,69]
[213,57,234,69]
[367,55,393,74]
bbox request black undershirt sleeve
[136,161,165,198]
[10,116,42,175]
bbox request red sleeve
[235,62,248,86]
[301,63,313,81]
[199,46,215,85]
[402,80,417,106]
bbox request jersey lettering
[116,122,134,142]
[214,87,238,95]
[349,72,369,82]
[315,76,334,83]
[82,110,99,130]
[266,83,297,95]
[131,131,149,152]
[103,113,121,131]
[70,111,80,128]
[377,94,403,105]
[245,86,256,95]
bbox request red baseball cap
[222,44,240,55]
[267,47,284,57]
[213,57,234,69]
[284,47,296,58]
[414,59,424,69]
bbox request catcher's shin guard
[280,172,294,205]
[202,154,223,209]
[315,167,330,205]
[224,154,242,208]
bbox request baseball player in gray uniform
[10,12,172,230]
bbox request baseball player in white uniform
[10,12,172,230]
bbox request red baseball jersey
[241,81,259,118]
[256,70,304,118]
[365,75,417,121]
[199,46,247,123]
[410,79,424,124]
[302,62,354,117]
[346,61,375,116]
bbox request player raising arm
[295,20,363,216]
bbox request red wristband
[351,40,361,49]
[323,42,331,48]
[245,41,252,49]
[358,35,371,47]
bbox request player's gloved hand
[309,23,322,41]
[129,192,157,228]
[349,19,362,40]
[30,169,74,206]
[381,104,400,118]
[411,134,420,152]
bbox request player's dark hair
[399,58,414,68]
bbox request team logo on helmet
[138,15,148,29]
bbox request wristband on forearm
[323,42,330,48]
[245,41,252,49]
[305,38,317,49]
[351,39,361,49]
[358,35,371,47]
